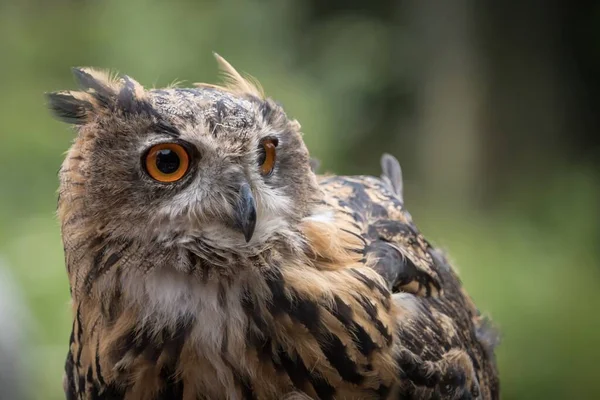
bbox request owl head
[48,55,323,258]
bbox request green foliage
[0,1,598,399]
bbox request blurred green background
[1,0,599,399]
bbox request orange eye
[258,139,277,176]
[144,143,190,182]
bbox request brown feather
[51,58,498,400]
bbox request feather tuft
[193,53,264,98]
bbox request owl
[47,54,499,400]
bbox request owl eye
[257,138,278,176]
[144,143,190,182]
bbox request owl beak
[235,182,257,243]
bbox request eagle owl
[48,54,499,400]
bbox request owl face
[49,59,319,253]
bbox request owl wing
[319,155,499,399]
[319,155,442,297]
[392,279,500,399]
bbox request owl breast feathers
[48,54,499,400]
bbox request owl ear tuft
[71,67,120,109]
[48,68,151,125]
[47,67,120,125]
[210,52,264,99]
[72,68,111,95]
[46,91,95,125]
[116,75,148,114]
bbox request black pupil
[155,149,180,174]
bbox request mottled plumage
[48,55,499,400]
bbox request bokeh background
[1,0,599,399]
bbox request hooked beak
[234,182,257,243]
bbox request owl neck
[64,193,362,292]
[70,220,352,317]
[68,235,395,398]
[64,199,379,383]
